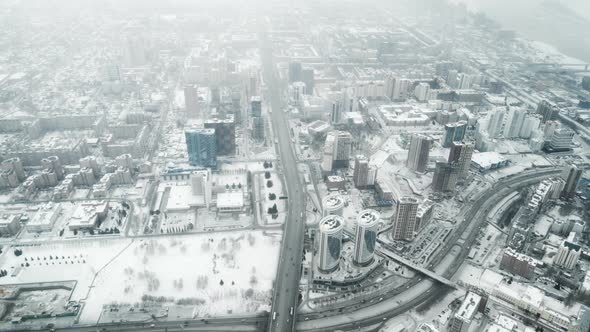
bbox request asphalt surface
[295,167,562,331]
[259,27,307,332]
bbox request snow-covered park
[0,230,281,324]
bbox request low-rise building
[26,202,61,232]
[0,214,21,237]
[68,201,109,231]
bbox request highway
[295,167,562,331]
[259,22,307,332]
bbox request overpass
[376,246,457,288]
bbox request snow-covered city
[1,0,590,331]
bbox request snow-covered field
[0,230,281,325]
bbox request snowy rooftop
[68,201,109,228]
[28,202,61,227]
[357,209,380,226]
[323,195,344,209]
[217,192,244,209]
[455,292,481,322]
[319,215,344,233]
[471,151,507,169]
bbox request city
[0,0,589,331]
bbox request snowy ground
[0,230,281,325]
[81,230,281,323]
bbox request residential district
[0,1,589,332]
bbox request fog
[452,0,590,62]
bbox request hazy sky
[450,0,590,62]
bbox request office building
[442,121,467,148]
[545,126,574,152]
[318,215,344,273]
[353,155,377,189]
[449,292,482,332]
[252,116,265,141]
[354,209,380,266]
[185,128,217,167]
[251,96,262,117]
[448,142,474,178]
[191,169,212,208]
[330,102,342,124]
[302,68,315,95]
[204,115,236,155]
[289,61,302,83]
[562,165,582,199]
[554,232,581,270]
[322,195,345,217]
[432,161,458,192]
[406,134,431,173]
[184,84,199,118]
[320,130,352,172]
[391,197,419,241]
[415,201,434,233]
[537,100,559,123]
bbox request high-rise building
[500,248,538,279]
[330,102,342,124]
[318,215,344,273]
[289,61,302,83]
[185,128,217,167]
[321,131,353,172]
[302,68,315,95]
[204,115,236,156]
[291,82,306,106]
[1,157,25,181]
[385,75,411,100]
[503,107,527,138]
[447,69,459,88]
[414,82,430,102]
[554,232,581,270]
[537,100,559,123]
[123,35,147,67]
[322,195,345,217]
[80,156,100,177]
[415,200,434,233]
[354,209,380,266]
[391,197,419,241]
[252,116,265,141]
[562,165,583,199]
[457,73,472,89]
[353,155,377,189]
[251,96,262,117]
[448,142,474,178]
[184,85,199,118]
[191,169,212,208]
[519,113,542,139]
[406,134,431,173]
[546,126,574,152]
[442,121,467,147]
[210,86,220,106]
[432,161,458,192]
[449,292,482,332]
[487,107,506,138]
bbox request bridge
[376,245,457,288]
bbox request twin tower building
[318,195,380,273]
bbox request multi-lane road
[259,24,307,332]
